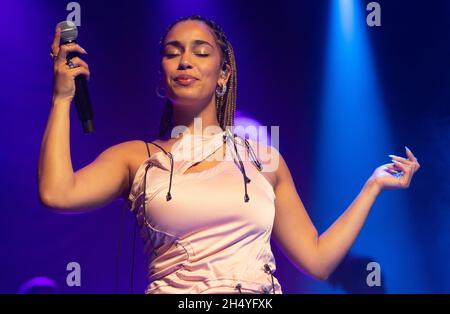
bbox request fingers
[54,49,90,81]
[389,147,421,173]
[386,163,404,175]
[405,146,418,162]
[56,43,87,62]
[69,66,90,80]
[391,161,414,185]
[381,147,420,189]
[51,26,61,56]
[405,146,421,171]
[384,166,399,176]
[392,160,409,172]
[389,154,413,165]
[68,56,89,70]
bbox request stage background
[1,0,449,293]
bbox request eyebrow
[164,39,214,50]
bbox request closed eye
[165,53,209,58]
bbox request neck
[171,96,222,137]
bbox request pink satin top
[127,128,282,294]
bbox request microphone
[57,20,94,133]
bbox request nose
[178,53,193,70]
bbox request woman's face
[160,20,230,107]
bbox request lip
[174,74,198,81]
[174,75,198,86]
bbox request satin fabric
[128,129,282,294]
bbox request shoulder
[115,138,176,171]
[96,140,167,176]
[113,139,169,164]
[105,138,174,156]
[245,138,284,187]
[98,140,146,162]
[101,140,158,200]
[256,141,292,190]
[245,138,295,193]
[245,138,282,166]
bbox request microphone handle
[67,50,94,133]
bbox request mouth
[174,77,198,86]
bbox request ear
[218,63,232,86]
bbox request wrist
[52,95,72,107]
[364,177,382,198]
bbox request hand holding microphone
[51,21,94,133]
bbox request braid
[157,15,237,137]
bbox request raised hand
[369,146,421,191]
[50,26,89,103]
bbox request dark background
[1,0,449,293]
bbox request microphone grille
[57,20,78,43]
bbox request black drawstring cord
[166,152,173,201]
[232,134,251,202]
[235,283,243,294]
[147,142,173,202]
[264,264,276,294]
[244,138,263,171]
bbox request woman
[38,15,420,294]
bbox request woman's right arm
[38,27,131,213]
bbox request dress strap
[145,141,151,158]
[146,141,169,155]
[145,141,170,158]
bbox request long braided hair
[157,15,237,137]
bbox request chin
[169,96,203,107]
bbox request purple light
[17,276,58,294]
[234,110,271,145]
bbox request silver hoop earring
[216,84,227,97]
[155,84,166,99]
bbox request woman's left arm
[271,146,420,280]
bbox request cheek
[198,63,221,85]
[160,63,172,85]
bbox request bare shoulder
[98,140,156,200]
[108,139,167,159]
[120,138,177,167]
[102,140,144,158]
[120,138,178,195]
[246,138,283,189]
[256,141,294,193]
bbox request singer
[38,15,420,294]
